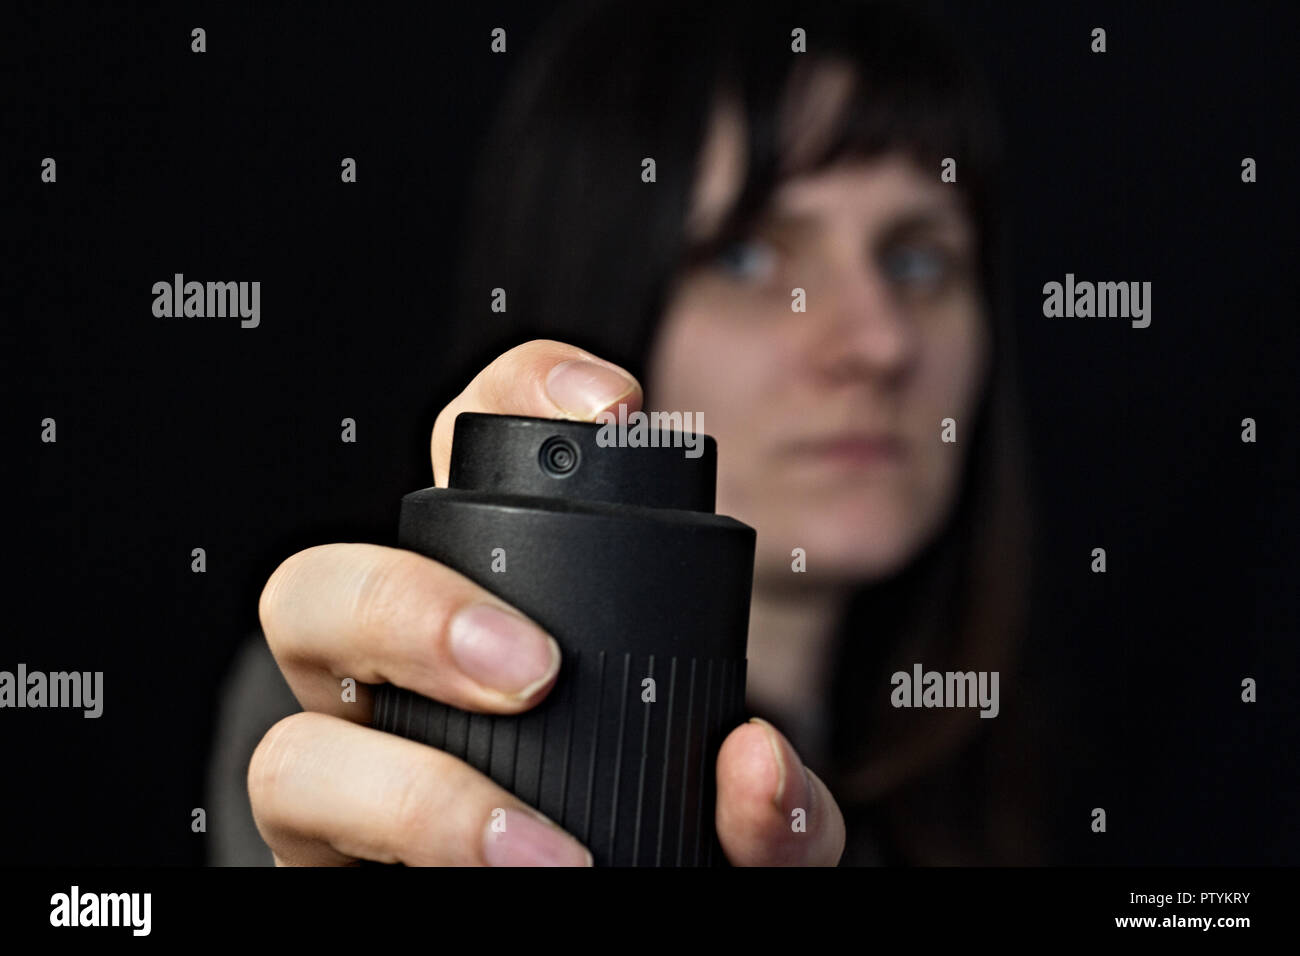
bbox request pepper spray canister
[371,412,755,866]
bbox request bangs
[685,0,1001,266]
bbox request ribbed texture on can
[374,652,746,867]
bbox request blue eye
[714,238,777,283]
[883,246,948,285]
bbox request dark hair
[454,0,1040,864]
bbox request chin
[757,505,934,586]
[813,533,919,582]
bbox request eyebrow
[876,207,974,245]
[756,203,972,242]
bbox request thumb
[716,717,846,866]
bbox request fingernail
[748,716,809,814]
[449,604,560,700]
[545,359,638,419]
[482,808,594,867]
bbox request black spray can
[372,412,755,866]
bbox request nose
[804,256,918,385]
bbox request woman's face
[647,103,990,589]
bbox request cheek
[647,296,778,435]
[922,316,986,424]
[645,308,717,407]
[647,295,789,519]
[909,311,989,510]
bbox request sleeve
[203,629,303,866]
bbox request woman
[212,0,1043,866]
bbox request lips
[785,433,907,465]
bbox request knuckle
[257,552,298,638]
[431,403,457,444]
[247,712,315,817]
[353,551,429,661]
[258,545,326,641]
[514,336,576,375]
[506,337,580,376]
[502,338,559,362]
[517,337,573,356]
[386,752,449,847]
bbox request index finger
[431,339,642,486]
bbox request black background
[8,0,1297,865]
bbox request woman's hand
[249,339,845,865]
